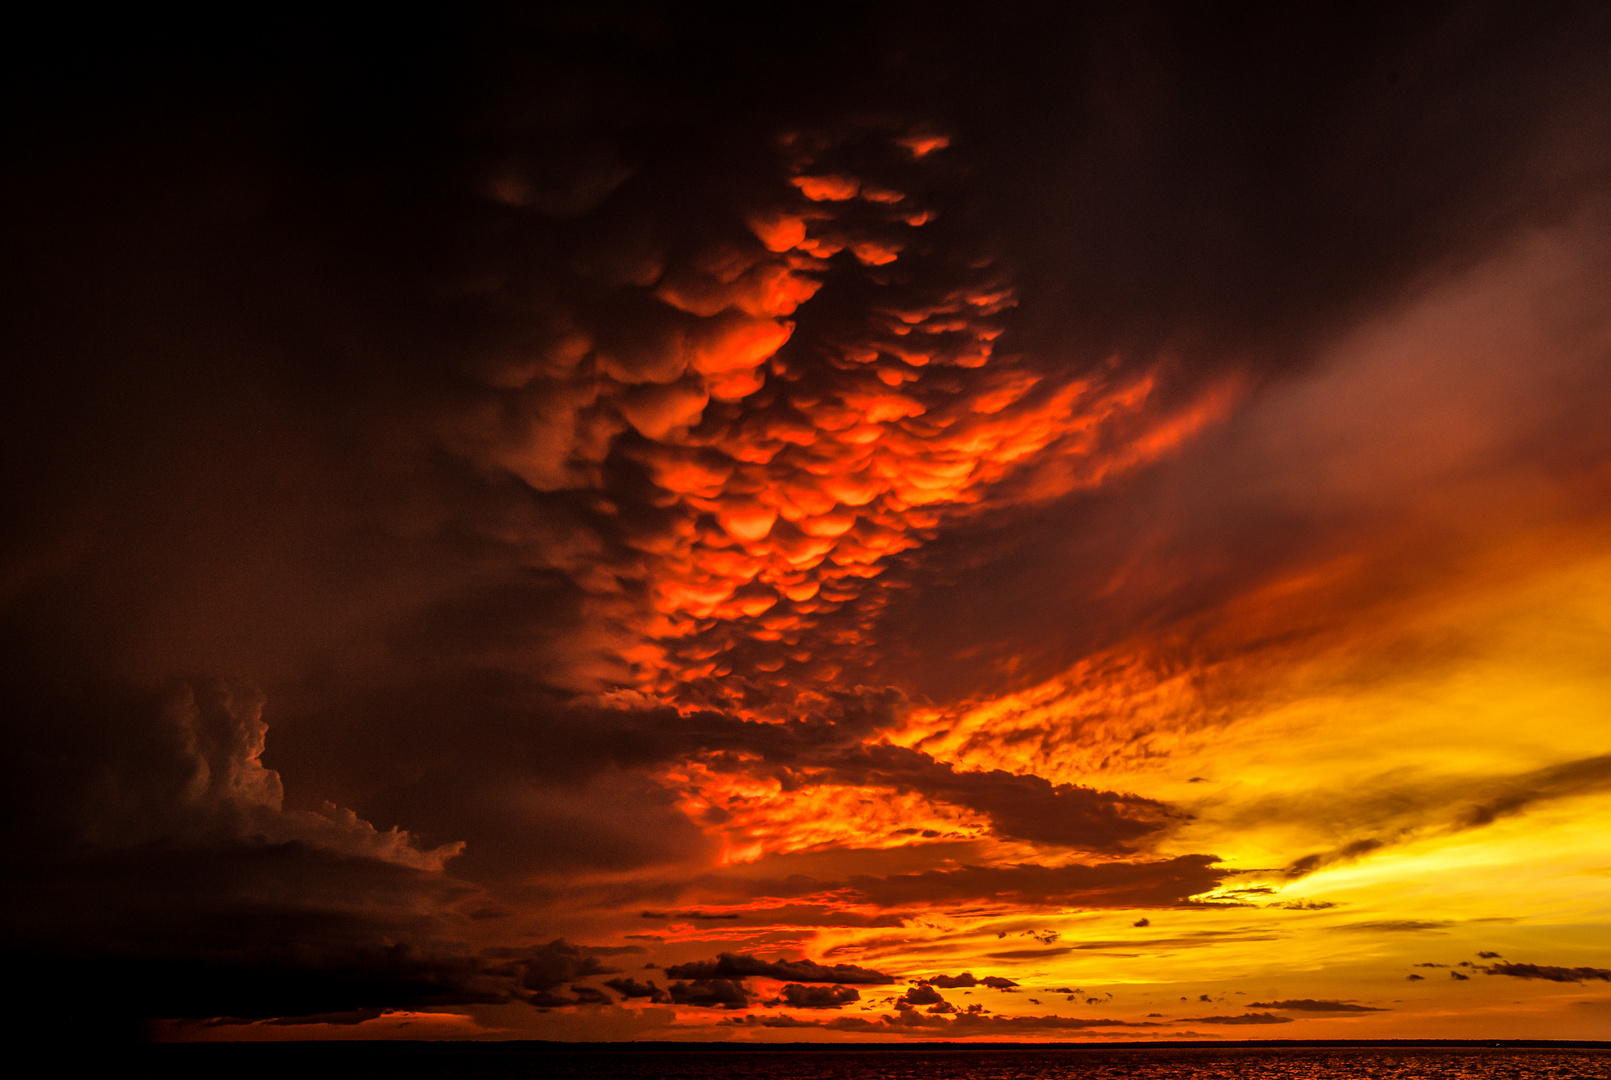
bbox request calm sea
[148,1045,1611,1080]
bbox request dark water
[149,1045,1611,1080]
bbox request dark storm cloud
[476,701,1173,853]
[867,4,1611,707]
[662,952,894,985]
[0,679,523,1026]
[5,0,1611,1034]
[807,742,1176,852]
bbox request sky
[3,2,1611,1044]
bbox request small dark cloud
[1450,971,1469,980]
[1134,918,1150,927]
[1406,974,1425,982]
[1477,950,1503,958]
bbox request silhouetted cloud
[772,984,861,1008]
[1482,962,1611,983]
[1248,1000,1388,1013]
[1177,1012,1294,1025]
[667,979,753,1009]
[603,977,672,1003]
[663,952,894,984]
[919,972,1018,989]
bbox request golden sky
[2,3,1609,1045]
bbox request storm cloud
[4,1,1610,1041]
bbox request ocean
[146,1044,1611,1080]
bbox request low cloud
[1177,1012,1294,1025]
[1483,962,1611,983]
[603,977,672,1003]
[1247,999,1388,1013]
[919,972,1018,989]
[772,984,861,1008]
[663,952,894,985]
[818,856,1223,909]
[666,979,753,1009]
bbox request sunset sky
[4,4,1610,1044]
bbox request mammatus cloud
[5,2,1611,1042]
